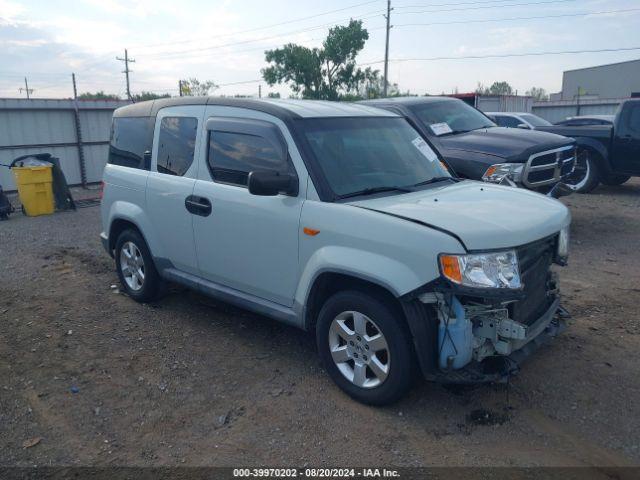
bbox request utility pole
[71,73,87,187]
[116,49,135,101]
[179,80,183,97]
[258,84,262,98]
[19,77,33,99]
[383,0,392,97]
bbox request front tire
[316,291,414,406]
[115,229,162,302]
[601,174,631,186]
[565,149,600,193]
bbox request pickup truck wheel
[565,149,600,193]
[115,229,162,302]
[601,174,631,186]
[316,291,413,405]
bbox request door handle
[185,195,212,216]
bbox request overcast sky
[1,0,639,99]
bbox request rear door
[191,106,306,307]
[612,102,640,174]
[145,106,203,274]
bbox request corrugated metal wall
[531,98,622,123]
[476,95,534,113]
[0,98,129,191]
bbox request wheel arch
[108,217,148,253]
[574,138,611,175]
[303,271,405,333]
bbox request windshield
[299,117,451,198]
[520,114,551,127]
[412,100,495,135]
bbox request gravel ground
[1,180,639,468]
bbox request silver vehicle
[487,112,553,130]
[101,97,571,405]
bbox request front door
[191,107,305,307]
[612,102,640,174]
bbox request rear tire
[565,148,600,193]
[601,174,631,186]
[316,290,414,406]
[115,229,162,302]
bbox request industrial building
[559,58,640,100]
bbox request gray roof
[113,96,397,119]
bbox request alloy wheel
[328,311,390,388]
[119,241,145,291]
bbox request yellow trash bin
[12,165,55,216]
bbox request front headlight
[482,163,524,183]
[439,250,521,289]
[557,225,570,262]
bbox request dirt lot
[1,180,639,469]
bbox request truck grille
[510,235,557,326]
[522,146,576,188]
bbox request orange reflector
[440,255,462,284]
[484,165,497,177]
[303,227,320,236]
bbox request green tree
[132,91,171,101]
[262,20,372,100]
[476,81,514,95]
[77,91,121,100]
[526,87,549,101]
[488,81,514,95]
[180,78,218,96]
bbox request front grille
[510,235,557,326]
[523,146,576,188]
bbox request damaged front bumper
[401,288,569,385]
[430,297,567,384]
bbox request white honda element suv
[101,98,571,405]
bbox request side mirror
[248,171,297,196]
[517,123,530,129]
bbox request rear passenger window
[208,131,287,187]
[157,116,198,176]
[109,117,153,169]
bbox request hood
[350,180,570,251]
[438,127,574,162]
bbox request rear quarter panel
[101,164,156,252]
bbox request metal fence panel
[0,99,129,191]
[532,98,622,123]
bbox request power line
[393,7,640,28]
[137,11,386,59]
[134,0,575,60]
[393,0,549,7]
[359,46,640,65]
[132,0,382,51]
[394,0,577,15]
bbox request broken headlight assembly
[439,251,521,289]
[482,163,523,184]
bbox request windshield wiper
[338,185,413,200]
[410,176,458,187]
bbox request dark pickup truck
[536,99,640,192]
[360,97,576,194]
